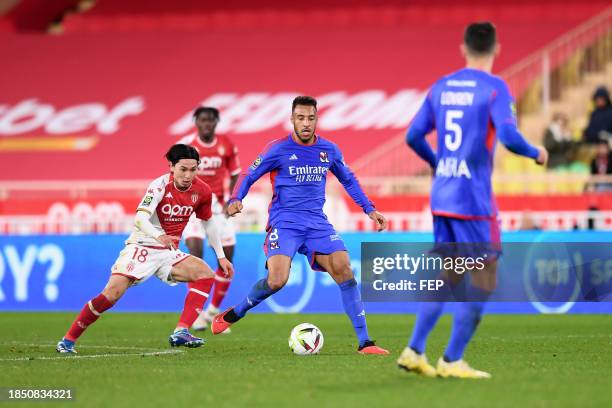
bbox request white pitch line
[0,349,184,362]
[0,343,166,351]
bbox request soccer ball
[288,323,324,355]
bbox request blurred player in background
[56,144,233,354]
[212,96,390,355]
[178,107,241,332]
[398,22,548,378]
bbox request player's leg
[195,244,234,331]
[437,218,498,379]
[213,254,290,334]
[306,226,389,355]
[209,244,234,310]
[399,216,453,374]
[406,217,451,351]
[212,227,299,335]
[198,218,237,330]
[57,274,132,353]
[165,255,214,347]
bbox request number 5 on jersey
[445,110,463,151]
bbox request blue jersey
[231,134,375,231]
[408,68,539,218]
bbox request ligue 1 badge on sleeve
[319,152,329,163]
[250,156,263,170]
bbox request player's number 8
[444,110,463,152]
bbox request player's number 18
[444,110,463,151]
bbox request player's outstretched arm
[329,144,378,220]
[201,217,234,278]
[368,210,388,232]
[227,141,281,215]
[226,200,243,216]
[497,124,547,165]
[134,210,179,249]
[491,80,547,166]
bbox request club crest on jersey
[218,146,225,156]
[250,156,263,170]
[319,152,329,163]
[191,194,199,203]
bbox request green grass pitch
[1,312,611,407]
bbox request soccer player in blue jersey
[397,22,548,378]
[211,95,390,354]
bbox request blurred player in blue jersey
[398,22,548,378]
[211,96,390,354]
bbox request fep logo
[0,97,145,151]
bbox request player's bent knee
[267,274,288,291]
[332,262,353,281]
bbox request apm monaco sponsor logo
[160,204,193,217]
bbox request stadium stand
[0,0,611,232]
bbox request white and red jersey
[178,133,241,205]
[126,173,213,247]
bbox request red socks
[210,268,232,309]
[65,294,113,342]
[177,278,214,329]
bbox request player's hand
[156,234,180,250]
[535,146,548,166]
[227,200,243,217]
[368,211,387,232]
[218,257,234,279]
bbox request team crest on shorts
[191,194,199,203]
[319,152,329,163]
[270,241,280,250]
[126,261,135,273]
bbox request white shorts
[111,244,190,286]
[182,212,237,247]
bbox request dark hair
[193,106,220,120]
[292,96,317,112]
[464,22,497,56]
[165,144,200,165]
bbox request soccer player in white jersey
[56,144,234,354]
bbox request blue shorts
[433,215,501,259]
[263,226,347,271]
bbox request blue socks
[339,278,370,347]
[409,302,444,354]
[444,286,490,362]
[234,278,278,318]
